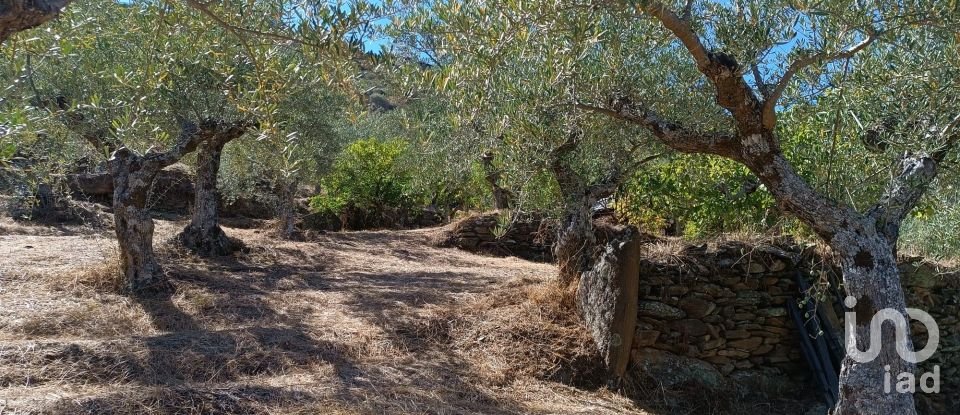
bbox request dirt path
[0,219,646,414]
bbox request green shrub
[617,154,777,236]
[309,138,414,226]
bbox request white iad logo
[844,296,940,393]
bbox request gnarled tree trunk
[276,177,299,239]
[109,148,164,292]
[547,131,648,374]
[480,151,514,210]
[548,131,620,291]
[833,228,915,414]
[553,197,596,290]
[548,132,595,290]
[175,121,249,256]
[87,121,205,294]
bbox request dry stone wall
[437,212,553,262]
[631,239,810,383]
[439,215,960,412]
[898,258,960,413]
[629,239,960,414]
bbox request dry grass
[426,280,604,387]
[0,218,647,415]
[64,249,125,293]
[0,216,839,415]
[7,297,154,339]
[0,240,156,340]
[8,244,125,295]
[638,237,692,265]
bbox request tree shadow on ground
[310,229,483,268]
[37,232,531,414]
[328,269,538,413]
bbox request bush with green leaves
[310,138,416,227]
[617,154,775,237]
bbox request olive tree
[165,0,369,242]
[188,0,386,239]
[400,1,960,413]
[11,0,266,290]
[159,42,258,257]
[391,20,661,286]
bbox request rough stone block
[728,337,763,351]
[725,329,751,340]
[679,296,717,319]
[638,301,686,320]
[631,348,726,390]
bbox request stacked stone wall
[437,212,553,262]
[629,239,959,413]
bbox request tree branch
[180,0,324,49]
[586,178,619,201]
[143,119,205,169]
[178,0,265,73]
[868,113,960,242]
[577,96,851,241]
[60,110,119,156]
[145,117,255,169]
[638,1,710,70]
[932,113,960,163]
[637,1,765,134]
[761,32,877,130]
[586,152,666,201]
[202,118,255,147]
[548,128,584,197]
[868,155,937,243]
[575,99,738,157]
[680,0,694,21]
[751,63,767,98]
[0,0,73,43]
[614,1,861,242]
[179,0,386,52]
[626,152,665,172]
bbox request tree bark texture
[834,230,915,415]
[276,178,299,239]
[175,121,249,256]
[553,199,596,291]
[109,149,167,294]
[549,132,621,291]
[480,151,514,210]
[103,123,205,294]
[549,134,596,289]
[0,0,72,43]
[577,226,641,377]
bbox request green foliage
[310,138,414,216]
[1,0,959,258]
[333,88,494,213]
[389,0,960,250]
[618,155,775,236]
[901,178,960,259]
[0,0,363,218]
[491,209,513,240]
